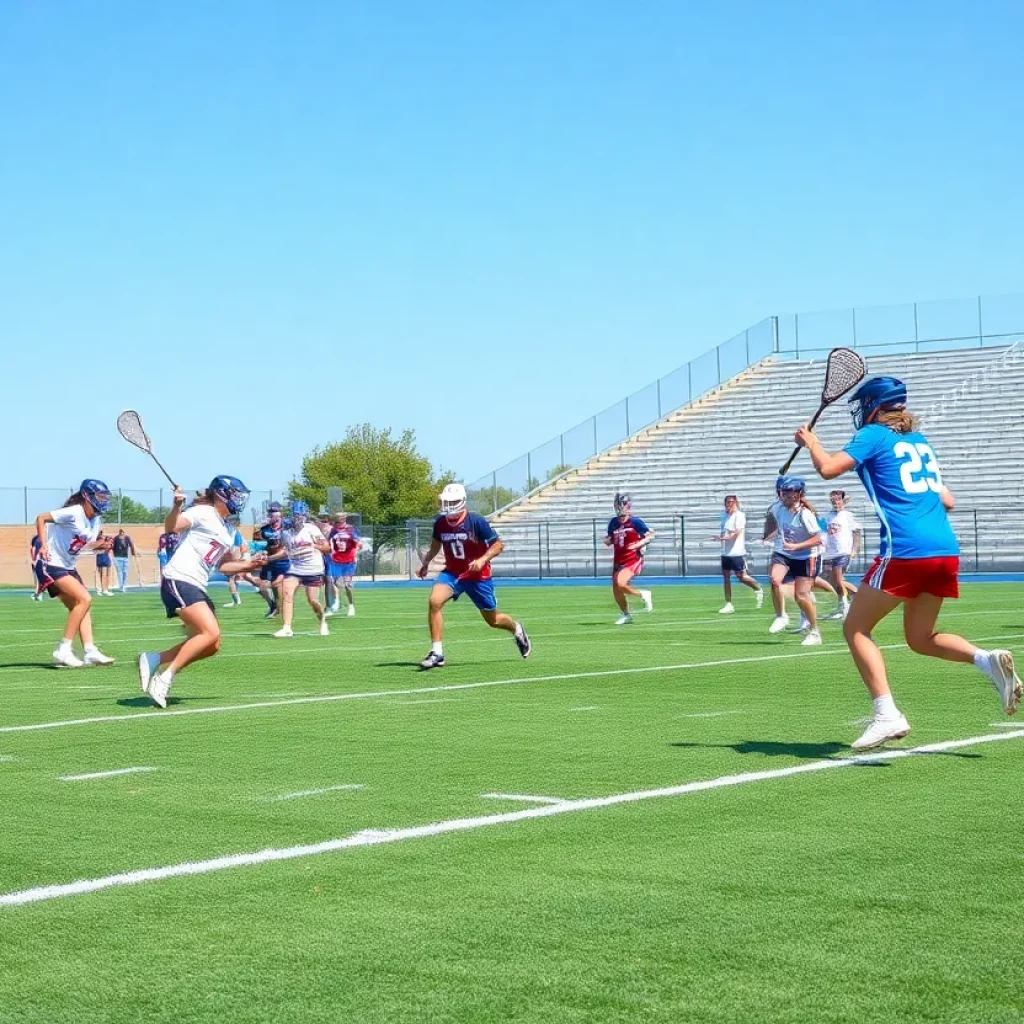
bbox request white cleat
[851,714,910,750]
[83,647,115,666]
[329,603,340,614]
[755,589,764,610]
[323,609,335,618]
[639,590,653,613]
[319,617,330,637]
[138,652,161,692]
[223,601,240,609]
[800,629,822,646]
[52,646,83,669]
[718,602,735,615]
[768,615,790,634]
[615,613,634,626]
[273,626,294,639]
[987,650,1023,716]
[347,605,355,617]
[148,673,171,709]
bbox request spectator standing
[112,529,136,592]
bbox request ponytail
[63,491,86,508]
[801,498,818,516]
[874,407,918,434]
[190,488,216,507]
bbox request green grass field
[1,582,1023,1024]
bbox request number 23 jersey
[843,424,958,559]
[163,504,237,590]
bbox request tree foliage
[108,495,168,524]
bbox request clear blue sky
[2,0,1022,496]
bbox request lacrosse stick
[116,410,177,487]
[779,347,866,474]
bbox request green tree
[289,425,452,554]
[108,495,167,523]
[545,463,574,480]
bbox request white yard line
[480,793,568,804]
[3,728,1022,908]
[570,706,600,711]
[386,698,456,705]
[3,634,1023,736]
[673,710,746,719]
[268,784,365,802]
[59,767,157,782]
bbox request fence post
[974,510,979,571]
[545,522,551,577]
[625,397,630,436]
[745,328,750,364]
[371,527,377,582]
[406,523,414,580]
[560,434,565,469]
[527,452,532,491]
[592,416,598,456]
[679,515,686,576]
[118,488,123,525]
[794,313,800,359]
[159,488,163,515]
[23,485,28,525]
[492,472,497,514]
[977,295,984,347]
[913,303,919,352]
[715,344,721,383]
[592,519,598,578]
[771,315,779,354]
[687,362,692,402]
[656,378,662,418]
[537,523,543,581]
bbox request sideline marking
[3,633,1023,736]
[674,710,745,719]
[3,729,1022,907]
[268,784,365,802]
[59,767,156,782]
[481,793,567,804]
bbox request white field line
[59,767,156,782]
[268,784,365,802]
[386,698,456,705]
[481,793,568,804]
[4,728,1022,908]
[0,755,17,762]
[3,633,1024,736]
[674,710,746,719]
[571,706,600,711]
[988,722,1022,728]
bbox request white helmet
[440,482,467,517]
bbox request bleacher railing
[467,292,1024,516]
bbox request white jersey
[719,510,747,557]
[283,523,326,574]
[163,504,237,591]
[45,505,102,570]
[824,509,862,558]
[770,500,821,560]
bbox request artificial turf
[1,582,1022,1023]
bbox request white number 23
[893,441,943,494]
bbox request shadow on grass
[376,661,428,670]
[0,663,62,671]
[671,739,983,761]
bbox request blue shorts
[34,563,83,599]
[286,572,324,588]
[771,552,813,580]
[327,561,357,579]
[437,570,497,612]
[95,553,112,568]
[720,555,747,574]
[161,577,215,619]
[261,559,290,582]
[826,555,851,570]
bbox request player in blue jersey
[257,502,288,619]
[415,483,530,669]
[604,493,654,624]
[796,375,1022,749]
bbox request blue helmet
[209,475,250,516]
[849,376,907,430]
[268,501,282,513]
[780,476,805,493]
[775,475,786,493]
[290,500,309,520]
[80,479,111,514]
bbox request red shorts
[862,556,959,599]
[613,559,643,579]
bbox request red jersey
[608,516,650,569]
[329,525,361,564]
[433,512,499,581]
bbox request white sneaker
[324,608,335,618]
[755,589,764,609]
[52,646,83,669]
[330,603,340,614]
[149,673,171,709]
[987,650,1023,716]
[104,590,115,597]
[138,651,160,692]
[319,617,330,637]
[718,602,735,615]
[347,605,355,617]
[615,613,633,625]
[639,590,653,613]
[841,602,851,620]
[851,714,910,750]
[822,608,844,621]
[273,626,294,639]
[83,647,115,666]
[800,629,822,646]
[768,615,790,634]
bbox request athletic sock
[431,641,443,656]
[873,693,899,719]
[83,643,98,654]
[57,639,72,653]
[973,649,993,677]
[163,667,176,684]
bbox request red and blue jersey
[433,512,498,580]
[329,525,361,564]
[608,516,650,568]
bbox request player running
[712,495,763,614]
[766,477,821,646]
[796,375,1022,749]
[604,493,654,624]
[821,490,861,620]
[28,534,44,600]
[273,501,330,638]
[258,502,289,619]
[33,480,117,667]
[138,478,266,708]
[415,483,530,669]
[326,514,362,618]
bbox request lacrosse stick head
[821,347,867,404]
[116,410,153,454]
[847,375,907,430]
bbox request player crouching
[415,483,530,669]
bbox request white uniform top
[283,522,326,574]
[719,510,747,557]
[771,501,821,560]
[45,505,102,570]
[163,504,237,591]
[824,509,862,558]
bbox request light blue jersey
[843,425,958,559]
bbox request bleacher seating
[489,346,1024,575]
